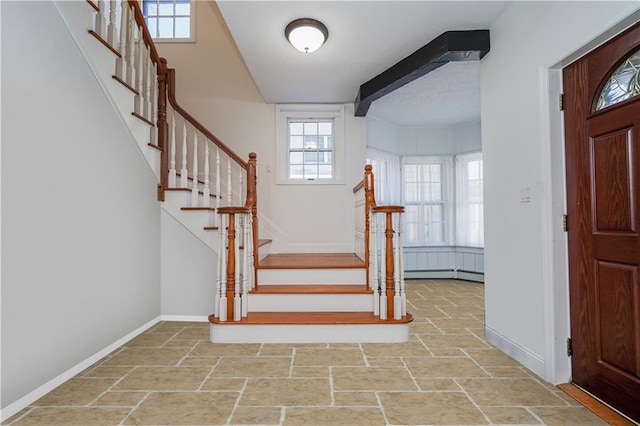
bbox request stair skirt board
[248,293,373,312]
[210,323,411,343]
[258,268,366,285]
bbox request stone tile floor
[4,280,607,425]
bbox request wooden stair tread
[258,239,272,247]
[259,253,365,269]
[210,312,413,325]
[251,285,372,295]
[181,207,215,211]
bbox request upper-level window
[142,0,195,41]
[595,48,640,110]
[276,105,345,185]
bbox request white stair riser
[210,323,410,343]
[258,268,366,285]
[248,294,372,312]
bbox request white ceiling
[217,1,510,126]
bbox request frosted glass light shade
[285,18,328,54]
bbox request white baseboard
[404,270,484,283]
[0,316,161,423]
[485,325,545,379]
[160,315,209,322]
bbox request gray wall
[1,1,161,409]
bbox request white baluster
[241,213,251,317]
[398,212,407,316]
[143,45,152,121]
[115,0,128,78]
[379,213,387,321]
[393,212,402,320]
[227,158,232,206]
[218,215,228,321]
[94,0,106,39]
[150,61,158,145]
[371,211,380,317]
[239,169,244,206]
[126,22,136,87]
[168,112,176,187]
[215,148,221,226]
[134,32,144,115]
[234,214,242,321]
[203,141,211,207]
[191,131,199,207]
[106,0,117,47]
[180,122,188,187]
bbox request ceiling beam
[354,30,490,117]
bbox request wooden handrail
[353,179,365,193]
[166,69,248,170]
[127,1,160,65]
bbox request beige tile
[409,322,443,335]
[483,366,534,378]
[2,408,33,425]
[328,343,362,349]
[291,366,330,377]
[178,356,220,367]
[212,356,291,377]
[33,378,116,406]
[163,339,200,348]
[172,326,210,340]
[102,348,189,366]
[230,407,282,425]
[415,378,461,391]
[458,378,567,406]
[333,392,378,406]
[361,341,429,357]
[113,367,210,391]
[332,367,417,391]
[428,348,468,357]
[11,407,129,425]
[380,391,487,425]
[123,333,174,347]
[124,391,238,425]
[404,357,488,378]
[240,378,330,406]
[466,348,523,367]
[481,406,542,424]
[145,322,186,334]
[200,377,246,391]
[259,345,294,356]
[366,356,406,367]
[284,407,385,425]
[421,333,491,349]
[294,348,365,366]
[91,391,147,406]
[82,365,134,378]
[531,406,609,425]
[430,317,486,329]
[190,342,261,356]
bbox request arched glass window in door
[595,48,640,110]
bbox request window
[367,148,402,205]
[276,105,345,185]
[142,0,195,41]
[595,48,640,110]
[456,152,484,247]
[402,157,452,245]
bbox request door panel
[564,22,640,422]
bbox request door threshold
[557,383,637,425]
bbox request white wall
[1,1,161,410]
[156,2,367,254]
[481,0,640,380]
[161,211,216,317]
[400,121,482,156]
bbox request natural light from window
[142,0,192,40]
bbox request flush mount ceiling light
[285,18,328,54]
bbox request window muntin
[143,0,193,40]
[288,120,334,180]
[595,48,640,110]
[402,158,451,246]
[456,152,484,247]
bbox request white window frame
[276,104,345,185]
[142,0,196,43]
[402,156,453,246]
[455,151,484,247]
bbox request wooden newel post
[364,165,375,291]
[156,58,169,201]
[384,212,395,319]
[226,213,236,320]
[247,153,259,290]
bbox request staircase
[55,0,412,345]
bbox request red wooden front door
[564,22,640,422]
